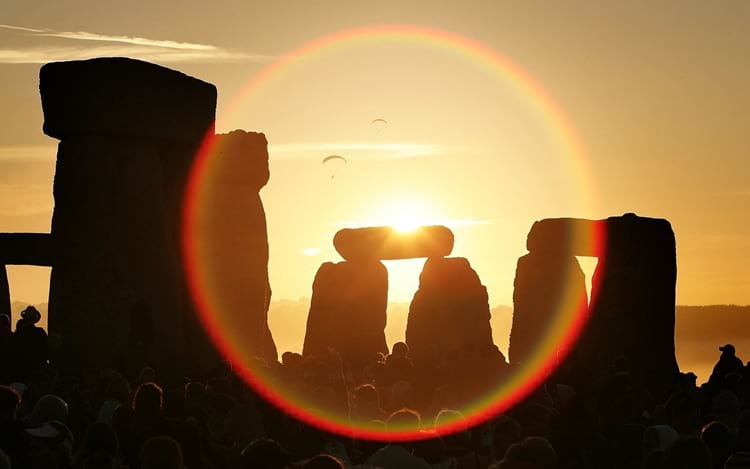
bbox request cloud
[0,24,271,64]
[269,142,447,159]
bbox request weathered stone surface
[334,225,454,261]
[193,130,276,363]
[40,58,216,144]
[303,260,388,368]
[406,257,494,361]
[509,252,588,365]
[0,233,53,266]
[41,59,217,373]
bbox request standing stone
[0,265,8,321]
[406,257,494,362]
[509,252,588,365]
[584,214,679,397]
[193,130,277,363]
[303,260,388,369]
[40,58,216,373]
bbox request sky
[1,1,749,309]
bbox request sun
[362,195,442,232]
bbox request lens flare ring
[182,24,603,441]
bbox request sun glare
[361,196,442,232]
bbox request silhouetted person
[701,421,732,469]
[709,344,744,388]
[238,438,290,469]
[383,342,414,386]
[140,436,184,469]
[12,305,48,379]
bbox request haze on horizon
[1,1,748,312]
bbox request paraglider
[322,154,347,179]
[371,118,387,134]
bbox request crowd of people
[1,305,750,469]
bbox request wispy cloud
[269,142,447,159]
[0,24,270,64]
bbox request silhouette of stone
[40,58,217,372]
[303,260,388,368]
[334,225,454,261]
[585,214,679,397]
[0,265,8,321]
[511,213,679,397]
[0,233,53,266]
[510,252,588,365]
[406,257,494,361]
[193,130,277,362]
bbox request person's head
[0,385,20,423]
[30,394,69,425]
[20,305,41,324]
[239,438,290,469]
[720,344,737,357]
[133,382,163,420]
[140,436,184,469]
[392,342,409,358]
[302,454,344,469]
[387,408,422,431]
[644,425,679,453]
[104,374,131,406]
[354,384,380,408]
[137,366,156,384]
[0,314,10,331]
[184,381,205,408]
[662,436,711,469]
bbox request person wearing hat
[11,305,48,380]
[708,344,744,388]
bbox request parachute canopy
[371,118,387,125]
[322,154,347,165]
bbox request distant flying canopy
[371,118,387,125]
[322,154,347,165]
[322,154,347,179]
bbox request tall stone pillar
[40,58,216,373]
[406,257,494,362]
[584,214,679,397]
[509,252,588,365]
[0,265,9,321]
[192,130,277,363]
[303,260,388,369]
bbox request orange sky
[1,1,748,307]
